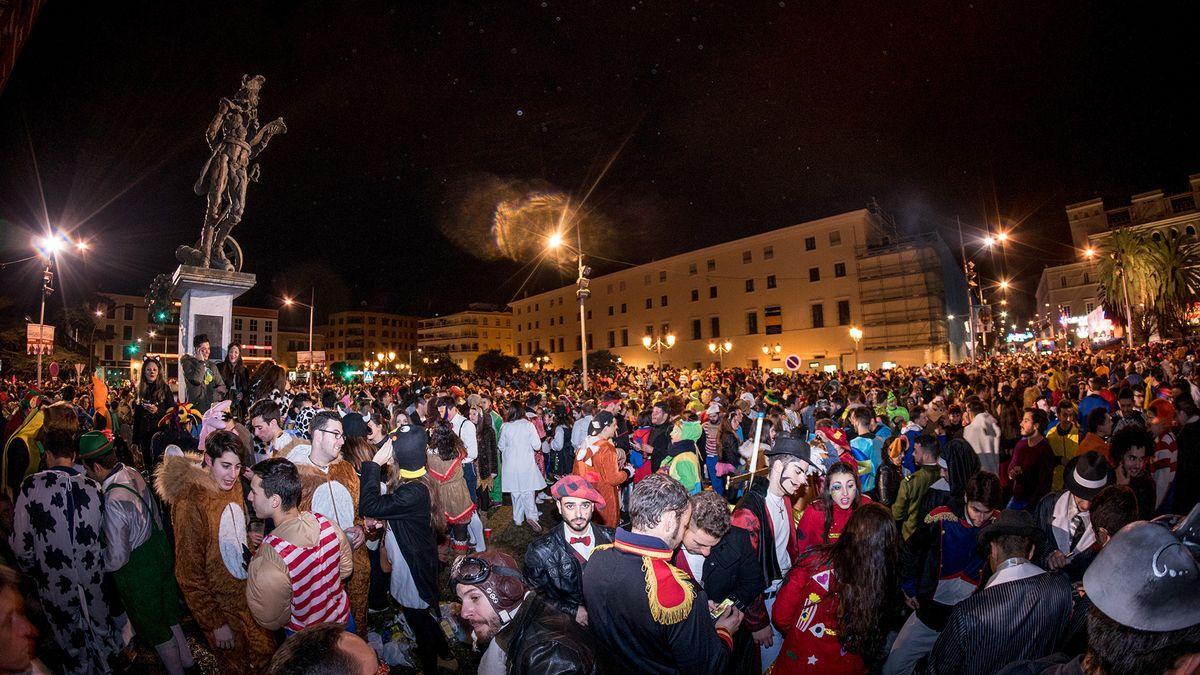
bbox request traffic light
[126,343,140,356]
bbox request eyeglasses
[317,428,344,440]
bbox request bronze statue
[176,74,286,272]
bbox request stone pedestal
[172,265,255,403]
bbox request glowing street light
[998,279,1010,291]
[983,235,996,247]
[642,333,676,369]
[544,230,591,389]
[1084,247,1096,259]
[707,340,733,368]
[282,289,316,372]
[849,326,863,366]
[947,314,955,320]
[996,231,1009,243]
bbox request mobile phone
[710,597,735,620]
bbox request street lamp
[849,326,863,366]
[707,340,732,368]
[31,231,89,388]
[642,333,676,369]
[761,343,782,358]
[545,227,592,390]
[282,288,316,371]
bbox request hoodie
[963,412,1001,474]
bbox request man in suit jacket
[524,474,615,626]
[675,491,768,674]
[925,509,1073,674]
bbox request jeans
[463,461,479,505]
[706,455,726,495]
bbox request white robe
[499,418,546,493]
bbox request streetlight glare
[999,279,1010,290]
[642,335,652,348]
[996,231,1009,242]
[547,232,563,249]
[983,236,996,247]
[1084,247,1096,258]
[282,296,293,305]
[723,340,732,351]
[666,334,676,347]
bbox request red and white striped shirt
[264,512,350,631]
[1153,431,1178,510]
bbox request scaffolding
[855,232,952,355]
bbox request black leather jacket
[497,594,599,675]
[523,524,615,617]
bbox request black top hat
[979,509,1045,549]
[1063,451,1113,501]
[1084,505,1200,632]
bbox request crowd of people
[1,329,1199,674]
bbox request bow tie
[570,536,591,546]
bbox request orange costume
[154,453,275,673]
[574,437,629,528]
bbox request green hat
[678,420,703,442]
[78,430,115,460]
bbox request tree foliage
[473,349,519,374]
[1097,227,1200,340]
[572,349,621,373]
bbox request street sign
[784,354,801,371]
[26,324,54,356]
[297,350,326,368]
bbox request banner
[296,350,326,368]
[26,324,54,356]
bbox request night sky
[2,1,1199,328]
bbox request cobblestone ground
[121,498,553,674]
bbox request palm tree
[1145,230,1200,337]
[1096,227,1153,345]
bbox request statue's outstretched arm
[249,118,287,158]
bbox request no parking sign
[784,354,801,371]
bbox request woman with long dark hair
[134,355,176,471]
[218,343,250,420]
[796,461,872,551]
[772,502,900,673]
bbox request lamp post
[546,230,592,390]
[283,288,316,371]
[707,340,732,369]
[642,333,676,369]
[31,233,88,388]
[763,343,782,365]
[848,326,863,368]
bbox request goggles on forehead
[449,555,524,587]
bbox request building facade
[509,209,967,371]
[92,293,278,373]
[321,310,421,367]
[1037,173,1200,340]
[417,305,514,371]
[276,329,328,370]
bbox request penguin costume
[359,423,453,672]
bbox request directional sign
[784,354,801,371]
